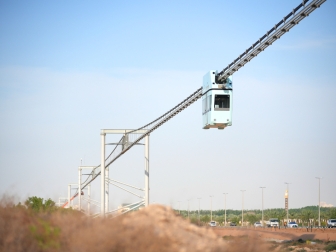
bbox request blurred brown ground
[213,226,336,242]
[1,203,335,252]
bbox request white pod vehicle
[202,71,232,130]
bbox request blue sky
[1,0,335,212]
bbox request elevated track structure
[62,0,327,217]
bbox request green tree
[300,210,316,226]
[200,215,210,223]
[245,214,259,225]
[24,196,56,212]
[328,208,336,219]
[275,210,286,226]
[230,216,240,225]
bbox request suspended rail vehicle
[202,71,233,129]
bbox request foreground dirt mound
[2,203,336,251]
[1,204,228,252]
[68,204,227,252]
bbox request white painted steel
[223,193,228,226]
[68,185,71,209]
[107,178,144,191]
[197,198,201,225]
[315,177,322,226]
[145,134,149,206]
[209,195,214,221]
[78,167,81,211]
[88,183,91,214]
[78,166,96,214]
[107,179,144,199]
[260,187,265,226]
[101,129,149,134]
[105,166,109,213]
[106,200,144,215]
[241,190,246,226]
[100,133,106,217]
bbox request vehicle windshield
[289,222,296,224]
[331,220,336,223]
[270,220,278,222]
[210,221,215,224]
[214,95,230,109]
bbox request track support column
[78,167,81,212]
[101,132,106,217]
[105,166,109,213]
[67,185,71,209]
[88,181,91,215]
[144,134,150,207]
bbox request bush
[325,243,336,252]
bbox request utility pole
[187,199,191,220]
[260,187,265,227]
[223,193,228,227]
[197,198,201,225]
[315,177,322,227]
[241,190,246,226]
[210,195,214,221]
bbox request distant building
[321,201,333,208]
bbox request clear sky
[1,0,335,213]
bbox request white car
[327,219,336,228]
[254,222,262,227]
[209,221,216,227]
[288,221,298,228]
[266,218,279,227]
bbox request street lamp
[178,201,181,214]
[315,177,323,227]
[285,182,291,225]
[241,190,246,226]
[223,193,228,227]
[197,198,201,225]
[187,199,192,220]
[260,187,266,227]
[210,195,214,221]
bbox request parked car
[209,221,216,227]
[327,219,336,228]
[287,221,298,228]
[266,218,279,227]
[254,222,262,227]
[230,222,237,226]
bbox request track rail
[74,0,326,200]
[216,0,326,82]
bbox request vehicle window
[214,95,229,109]
[331,220,336,223]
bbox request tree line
[176,206,336,227]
